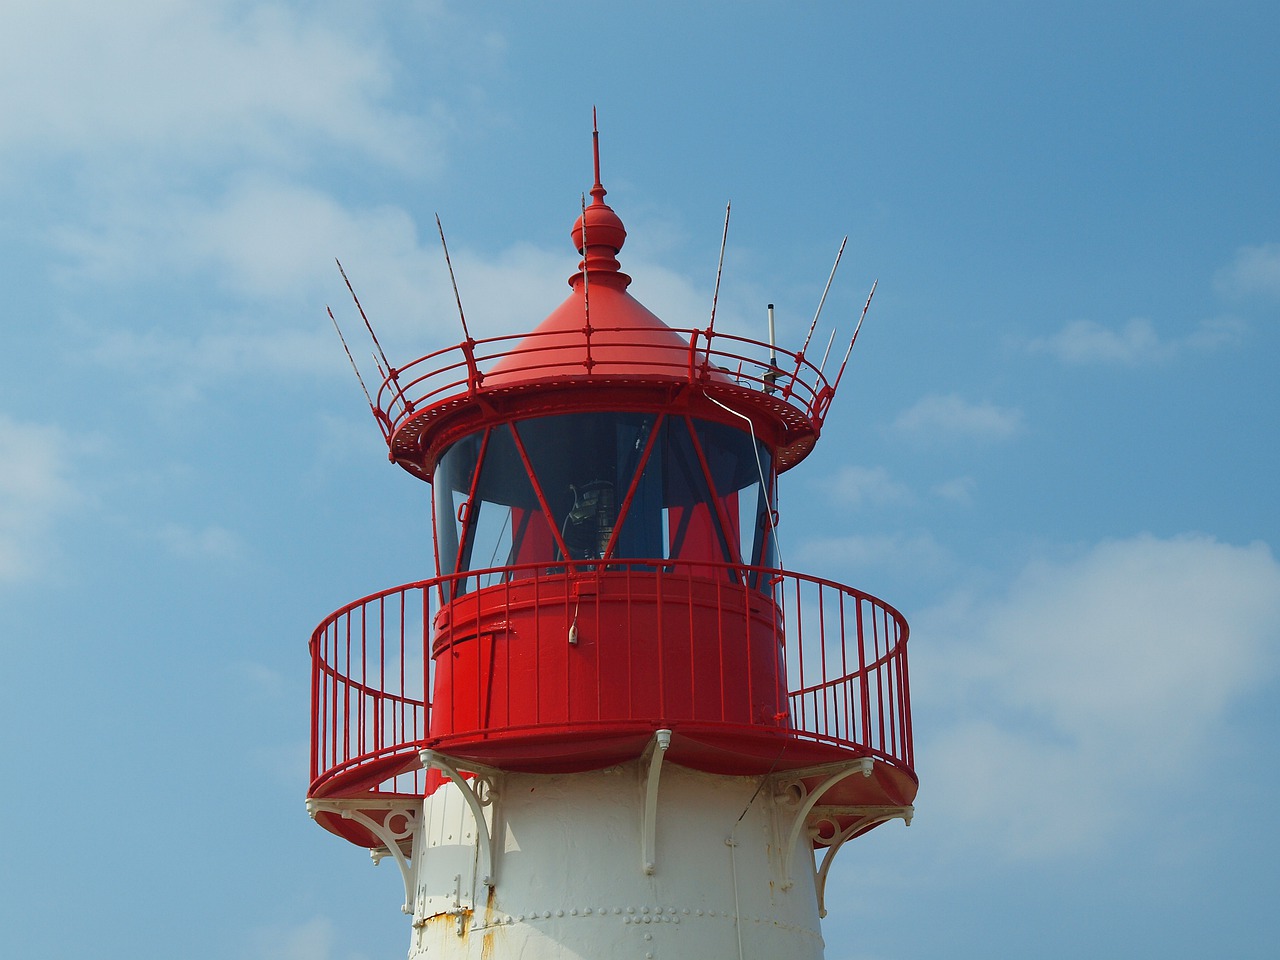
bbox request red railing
[308,560,911,798]
[371,326,837,445]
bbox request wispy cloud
[1214,242,1280,301]
[1027,316,1243,365]
[892,394,1022,443]
[0,0,435,172]
[0,413,80,583]
[818,465,912,509]
[916,534,1280,859]
[795,532,951,581]
[155,522,246,562]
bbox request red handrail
[307,559,911,799]
[369,327,832,445]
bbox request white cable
[706,394,784,571]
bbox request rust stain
[480,885,499,960]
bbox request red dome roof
[485,164,703,387]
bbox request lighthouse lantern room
[307,129,916,959]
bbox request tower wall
[408,762,825,960]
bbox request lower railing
[308,559,911,798]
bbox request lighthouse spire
[571,111,628,286]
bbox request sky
[2,1,1278,958]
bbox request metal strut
[306,798,421,913]
[774,757,875,890]
[811,805,913,917]
[420,751,501,888]
[640,728,673,875]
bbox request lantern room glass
[432,411,776,595]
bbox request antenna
[327,305,374,409]
[832,279,878,392]
[592,106,602,188]
[336,259,393,377]
[764,303,780,394]
[435,214,472,341]
[707,201,731,335]
[818,327,839,375]
[800,236,847,356]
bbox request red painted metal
[309,142,915,854]
[308,560,914,803]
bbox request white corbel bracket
[640,728,673,875]
[419,750,501,888]
[812,804,913,917]
[306,797,421,913]
[774,756,875,890]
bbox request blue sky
[2,2,1278,958]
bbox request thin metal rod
[581,191,592,365]
[800,235,847,356]
[818,328,839,375]
[708,201,731,335]
[832,279,878,392]
[435,214,472,341]
[767,303,777,364]
[327,306,374,408]
[336,259,393,375]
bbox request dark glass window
[432,411,776,593]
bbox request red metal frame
[368,324,835,477]
[308,559,913,803]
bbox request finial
[590,106,606,205]
[569,110,629,286]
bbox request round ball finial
[571,196,627,255]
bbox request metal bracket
[306,797,421,913]
[773,757,874,890]
[811,805,913,917]
[640,728,673,875]
[420,750,501,888]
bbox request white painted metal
[404,749,830,960]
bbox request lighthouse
[307,129,916,959]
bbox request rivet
[643,916,652,924]
[644,933,653,941]
[641,907,649,914]
[570,908,578,916]
[584,908,592,916]
[627,907,635,915]
[613,907,621,915]
[543,911,552,919]
[556,910,564,918]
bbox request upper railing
[370,326,839,445]
[308,559,911,800]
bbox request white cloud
[1031,317,1164,364]
[892,393,1022,443]
[795,532,951,582]
[818,465,911,509]
[916,534,1280,859]
[156,522,246,562]
[1214,242,1280,300]
[932,475,976,505]
[0,0,433,171]
[1028,316,1243,365]
[0,413,80,582]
